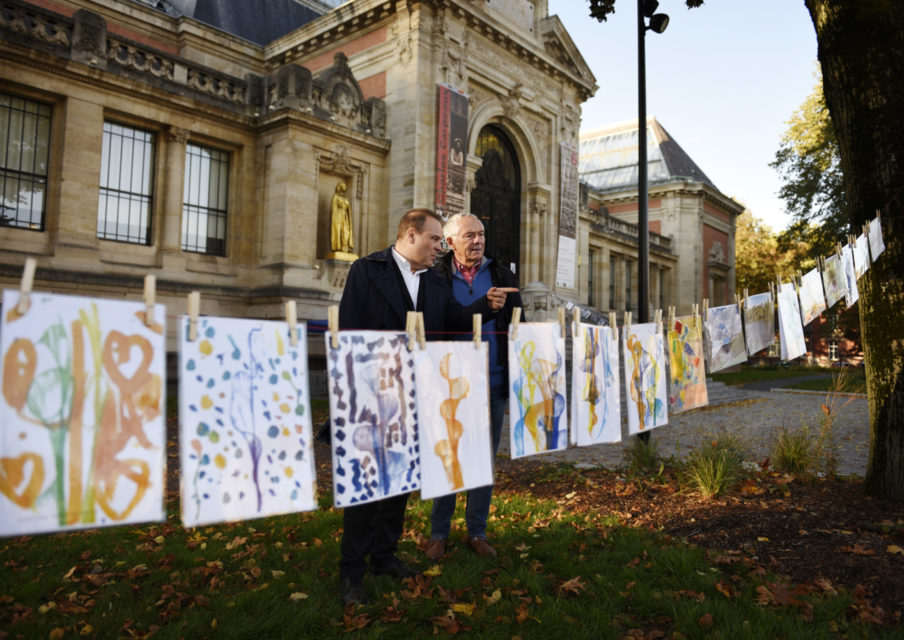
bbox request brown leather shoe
[467,536,497,558]
[424,537,446,561]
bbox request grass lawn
[0,486,885,639]
[711,365,867,393]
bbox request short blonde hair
[443,212,481,240]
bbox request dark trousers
[339,492,410,581]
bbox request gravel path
[498,383,870,476]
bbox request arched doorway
[470,124,521,274]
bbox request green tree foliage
[587,0,702,21]
[770,73,848,259]
[734,211,807,296]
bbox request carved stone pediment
[308,52,387,138]
[537,16,597,100]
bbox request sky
[547,0,820,231]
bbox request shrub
[625,435,662,475]
[772,426,813,476]
[682,433,747,499]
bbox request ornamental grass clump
[772,426,813,476]
[682,433,747,499]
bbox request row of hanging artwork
[0,217,885,535]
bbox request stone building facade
[579,118,744,317]
[0,0,600,344]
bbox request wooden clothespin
[654,308,663,334]
[667,305,675,331]
[328,305,339,349]
[608,311,617,331]
[572,307,581,336]
[624,311,632,330]
[405,311,417,351]
[558,307,566,339]
[743,288,749,309]
[511,307,521,340]
[473,314,482,350]
[702,298,709,319]
[416,312,426,350]
[143,275,156,328]
[285,300,298,347]
[187,291,200,341]
[16,257,36,315]
[835,242,843,259]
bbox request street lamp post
[636,0,668,441]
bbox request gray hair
[443,212,481,240]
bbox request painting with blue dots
[178,316,316,527]
[325,331,419,508]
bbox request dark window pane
[0,92,51,230]
[97,122,155,244]
[181,143,228,256]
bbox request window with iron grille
[97,122,155,244]
[0,92,51,230]
[182,143,228,255]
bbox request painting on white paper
[841,246,860,307]
[571,323,621,446]
[777,283,807,361]
[623,322,668,435]
[179,317,316,527]
[0,290,165,536]
[869,216,886,261]
[415,342,493,500]
[704,304,747,373]
[852,234,870,280]
[509,323,568,459]
[668,315,708,414]
[821,254,847,309]
[798,267,827,326]
[743,292,775,355]
[326,331,419,508]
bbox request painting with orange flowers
[414,342,492,500]
[0,290,165,536]
[179,316,316,527]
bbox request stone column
[161,126,188,254]
[55,97,103,251]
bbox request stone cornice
[588,179,745,217]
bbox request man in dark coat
[337,208,516,605]
[423,212,523,561]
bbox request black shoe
[370,558,417,579]
[340,577,368,605]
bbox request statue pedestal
[325,251,358,262]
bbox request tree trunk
[805,0,904,498]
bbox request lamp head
[643,0,660,18]
[648,13,670,33]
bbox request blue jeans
[430,388,507,540]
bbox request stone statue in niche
[327,181,357,261]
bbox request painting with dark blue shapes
[326,331,419,508]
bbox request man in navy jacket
[424,212,523,562]
[337,208,515,605]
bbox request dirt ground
[493,456,904,625]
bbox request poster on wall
[571,323,621,446]
[509,323,568,459]
[435,84,469,220]
[414,342,493,500]
[0,290,166,536]
[179,316,316,527]
[555,142,579,288]
[326,331,419,508]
